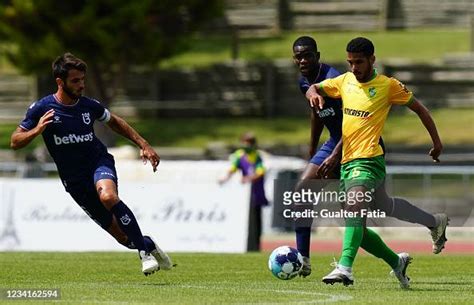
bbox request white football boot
[322,264,354,286]
[430,213,449,254]
[390,252,412,289]
[140,250,159,276]
[145,235,173,270]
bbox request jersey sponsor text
[319,107,336,118]
[53,132,94,145]
[344,107,370,118]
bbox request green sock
[360,228,399,269]
[338,217,364,268]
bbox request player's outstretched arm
[407,98,443,162]
[10,109,55,150]
[305,84,325,109]
[218,170,235,185]
[106,113,160,172]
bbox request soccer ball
[268,246,303,280]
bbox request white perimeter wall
[0,157,305,252]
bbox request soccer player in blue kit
[292,36,448,278]
[11,53,172,276]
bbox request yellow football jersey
[319,70,414,164]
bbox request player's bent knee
[345,186,370,212]
[99,192,120,209]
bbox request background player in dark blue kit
[292,36,448,278]
[294,36,343,180]
[293,36,344,277]
[11,53,173,276]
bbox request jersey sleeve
[326,66,341,78]
[89,98,111,122]
[229,150,242,173]
[389,78,414,106]
[318,74,344,99]
[19,101,45,131]
[255,153,265,175]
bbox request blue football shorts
[309,138,341,178]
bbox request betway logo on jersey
[53,132,94,145]
[318,107,335,118]
[344,108,370,118]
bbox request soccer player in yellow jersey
[305,37,443,288]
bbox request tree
[0,0,223,144]
[0,0,223,104]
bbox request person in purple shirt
[219,132,269,251]
[10,53,172,276]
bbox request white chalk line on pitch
[46,301,131,305]
[178,284,353,304]
[48,282,353,304]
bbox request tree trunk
[87,62,118,147]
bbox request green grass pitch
[0,252,472,304]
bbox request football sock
[339,217,364,268]
[110,201,146,252]
[337,264,352,273]
[380,197,437,228]
[121,239,137,249]
[360,228,399,269]
[295,227,311,258]
[143,236,157,252]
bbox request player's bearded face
[63,69,85,99]
[62,82,82,99]
[347,52,374,82]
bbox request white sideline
[178,284,353,304]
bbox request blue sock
[111,201,146,252]
[143,236,156,252]
[295,227,311,257]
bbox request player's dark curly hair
[52,53,87,80]
[293,36,318,52]
[346,37,374,57]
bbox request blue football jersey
[298,63,343,141]
[19,95,112,185]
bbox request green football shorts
[340,155,386,191]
